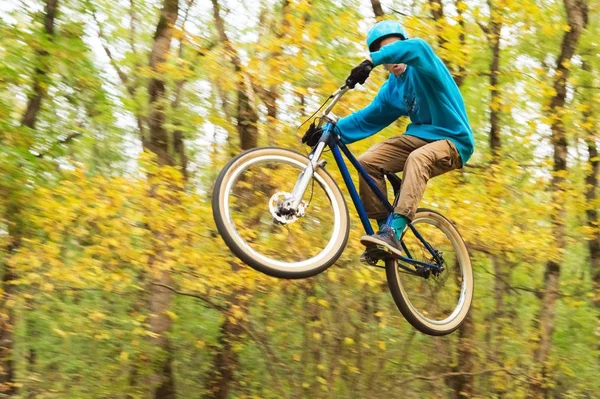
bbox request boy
[337,20,475,258]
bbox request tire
[212,147,350,279]
[385,208,473,336]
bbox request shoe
[360,225,403,258]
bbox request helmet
[366,20,408,52]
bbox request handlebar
[322,60,374,118]
[321,85,350,119]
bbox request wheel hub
[269,191,307,224]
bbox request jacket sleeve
[371,38,444,80]
[335,82,403,144]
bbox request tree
[0,0,58,394]
[144,0,180,397]
[528,1,588,397]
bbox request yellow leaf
[232,307,244,320]
[378,341,386,351]
[348,365,360,374]
[344,337,355,346]
[120,351,129,361]
[317,299,329,308]
[42,282,54,292]
[165,311,178,320]
[89,312,106,322]
[54,328,67,337]
[327,270,338,283]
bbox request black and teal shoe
[360,225,403,259]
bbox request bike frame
[291,86,444,275]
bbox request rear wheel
[385,208,473,336]
[212,147,350,279]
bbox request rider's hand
[346,59,374,89]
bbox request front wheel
[385,208,473,336]
[212,147,350,279]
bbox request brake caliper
[269,191,307,224]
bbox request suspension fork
[287,123,333,210]
[288,86,348,211]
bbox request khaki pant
[358,135,462,221]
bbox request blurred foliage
[1,0,599,398]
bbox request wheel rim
[221,153,344,271]
[393,214,472,330]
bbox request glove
[301,121,323,147]
[345,60,374,89]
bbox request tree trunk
[487,5,502,161]
[444,49,478,398]
[450,313,476,398]
[145,0,180,397]
[581,58,600,367]
[584,133,600,308]
[454,0,467,87]
[0,234,18,396]
[147,0,180,168]
[211,0,258,152]
[257,0,289,144]
[168,0,201,181]
[204,292,246,399]
[427,0,466,86]
[205,2,259,397]
[448,253,475,398]
[581,59,600,309]
[528,1,588,397]
[483,6,506,395]
[1,0,59,393]
[429,0,446,51]
[21,0,58,129]
[370,0,384,18]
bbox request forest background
[0,0,598,398]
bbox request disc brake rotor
[269,191,307,224]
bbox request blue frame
[318,122,443,273]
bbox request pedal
[366,243,403,259]
[360,245,388,266]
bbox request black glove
[301,121,323,147]
[345,60,374,89]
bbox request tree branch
[33,132,82,158]
[87,2,131,91]
[152,282,226,312]
[128,0,139,57]
[388,7,410,17]
[477,20,490,36]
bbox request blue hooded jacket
[336,38,475,166]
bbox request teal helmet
[366,20,408,52]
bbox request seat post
[384,171,403,208]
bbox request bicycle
[212,76,473,336]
